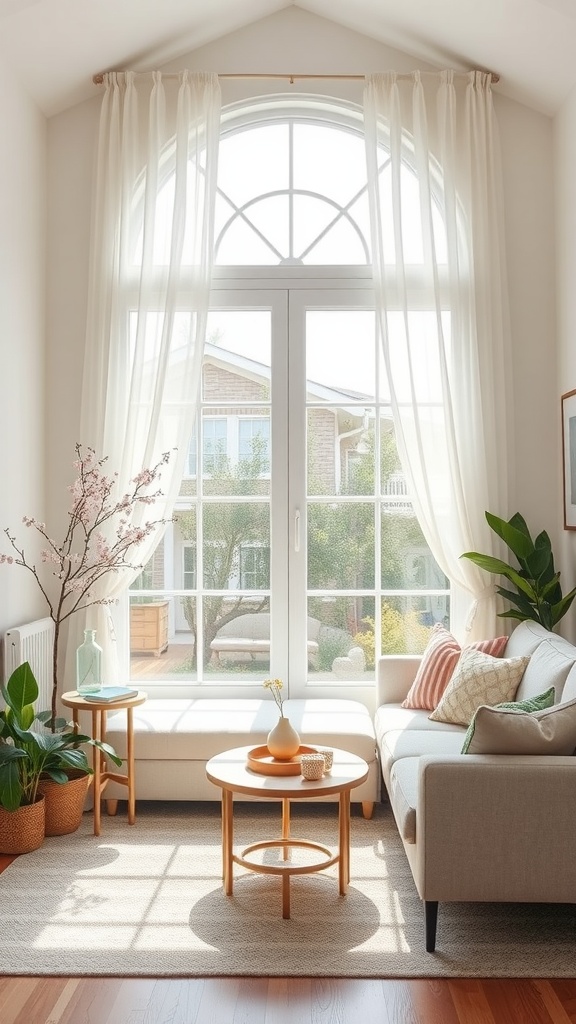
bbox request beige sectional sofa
[374,620,576,951]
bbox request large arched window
[127,95,449,702]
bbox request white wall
[497,95,557,534]
[46,98,97,521]
[0,56,47,651]
[45,7,559,630]
[554,86,576,638]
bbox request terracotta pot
[267,716,301,760]
[38,770,90,836]
[0,795,45,854]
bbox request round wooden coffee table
[206,745,369,919]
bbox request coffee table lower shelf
[235,813,340,919]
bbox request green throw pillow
[461,686,556,754]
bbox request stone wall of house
[308,407,337,494]
[203,363,269,402]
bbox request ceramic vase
[266,715,301,760]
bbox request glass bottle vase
[76,629,102,694]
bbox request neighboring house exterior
[131,342,448,651]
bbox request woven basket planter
[38,770,90,836]
[0,795,45,854]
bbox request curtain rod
[92,70,500,85]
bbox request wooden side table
[61,690,147,836]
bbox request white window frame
[123,95,452,703]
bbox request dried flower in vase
[263,678,285,717]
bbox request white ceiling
[0,0,575,118]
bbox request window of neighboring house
[126,95,450,696]
[185,416,270,478]
[183,545,197,590]
[203,418,228,475]
[238,418,270,474]
[239,544,270,589]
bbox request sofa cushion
[502,620,557,658]
[513,638,576,703]
[562,662,576,701]
[379,727,465,780]
[461,687,556,753]
[400,624,507,710]
[389,757,419,844]
[429,649,529,726]
[104,697,377,763]
[462,695,576,755]
[374,704,466,743]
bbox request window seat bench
[101,697,379,817]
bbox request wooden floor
[1,856,575,1023]
[1,977,576,1024]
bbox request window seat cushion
[104,697,377,764]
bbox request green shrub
[316,627,354,671]
[353,603,433,668]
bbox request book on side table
[81,686,139,703]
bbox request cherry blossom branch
[0,444,175,729]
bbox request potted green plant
[0,661,121,850]
[461,511,576,630]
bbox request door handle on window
[294,510,300,553]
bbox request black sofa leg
[425,901,438,952]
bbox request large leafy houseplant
[0,661,121,812]
[461,511,576,631]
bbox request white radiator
[4,617,55,713]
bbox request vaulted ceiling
[0,0,574,118]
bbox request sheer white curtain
[364,70,510,641]
[72,70,221,683]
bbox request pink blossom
[3,444,171,622]
[133,468,155,486]
[96,535,111,561]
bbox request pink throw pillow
[401,623,508,711]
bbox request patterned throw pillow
[461,694,576,756]
[401,624,508,711]
[428,647,530,726]
[461,687,556,753]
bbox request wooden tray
[246,744,319,776]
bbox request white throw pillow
[429,647,530,726]
[462,695,576,755]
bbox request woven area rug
[0,800,574,978]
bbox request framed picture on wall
[562,389,576,530]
